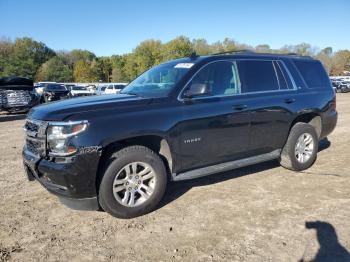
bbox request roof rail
[209,50,313,59]
[211,49,255,56]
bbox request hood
[0,76,34,91]
[28,94,152,121]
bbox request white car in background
[104,83,128,94]
[69,86,93,97]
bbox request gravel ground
[0,94,349,262]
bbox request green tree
[0,38,13,77]
[192,39,212,55]
[316,47,333,73]
[110,55,128,82]
[59,49,96,70]
[255,44,271,53]
[222,38,238,51]
[36,56,73,82]
[163,36,195,60]
[91,58,112,82]
[123,54,139,81]
[133,40,163,74]
[73,60,98,82]
[2,37,55,78]
[330,50,350,75]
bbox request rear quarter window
[293,60,330,89]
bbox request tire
[280,122,318,171]
[98,145,167,219]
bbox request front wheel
[280,123,318,171]
[98,146,167,218]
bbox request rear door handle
[284,98,296,104]
[233,104,248,110]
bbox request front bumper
[22,146,100,211]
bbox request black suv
[23,52,337,218]
[41,84,70,103]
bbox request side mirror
[183,83,211,99]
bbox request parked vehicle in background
[41,84,69,103]
[22,52,337,218]
[35,82,57,94]
[0,77,40,113]
[96,85,108,95]
[104,83,128,94]
[86,85,97,94]
[63,84,76,91]
[34,84,45,95]
[69,86,94,97]
[332,80,350,93]
[337,81,350,93]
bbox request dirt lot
[0,94,349,262]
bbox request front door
[177,61,251,172]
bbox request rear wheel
[280,123,318,171]
[98,145,167,218]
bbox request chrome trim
[24,119,48,157]
[177,59,298,102]
[47,120,89,127]
[279,60,298,90]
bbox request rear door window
[293,60,330,89]
[237,60,280,93]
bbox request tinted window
[113,85,126,89]
[46,84,66,91]
[293,60,330,89]
[186,61,241,96]
[72,86,87,90]
[237,60,279,93]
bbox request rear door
[236,60,297,155]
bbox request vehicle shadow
[300,221,350,262]
[159,138,331,209]
[159,160,280,209]
[318,137,331,152]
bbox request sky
[0,0,349,56]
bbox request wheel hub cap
[112,162,156,207]
[295,133,314,163]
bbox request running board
[172,149,281,181]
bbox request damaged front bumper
[22,145,101,211]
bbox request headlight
[47,121,88,156]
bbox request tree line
[0,36,349,83]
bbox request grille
[2,90,32,107]
[24,119,48,156]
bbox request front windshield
[121,61,193,97]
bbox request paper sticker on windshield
[174,63,194,69]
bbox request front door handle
[284,98,296,104]
[233,104,248,110]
